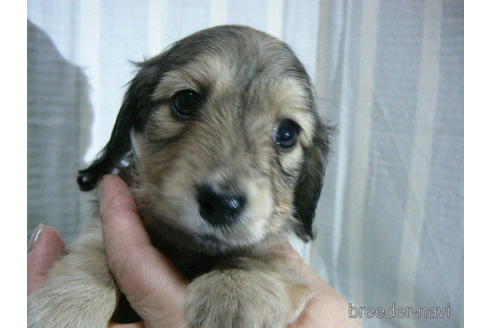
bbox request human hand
[26,180,186,328]
[27,224,67,295]
[99,175,189,328]
[28,174,360,327]
[278,243,361,328]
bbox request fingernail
[28,223,44,253]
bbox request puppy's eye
[171,89,203,118]
[273,119,300,151]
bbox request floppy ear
[76,101,133,191]
[77,62,161,191]
[293,119,330,240]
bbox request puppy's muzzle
[197,184,246,226]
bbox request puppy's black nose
[197,184,246,226]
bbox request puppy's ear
[77,62,161,191]
[293,120,330,240]
[76,103,133,191]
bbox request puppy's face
[78,26,328,254]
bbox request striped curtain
[27,1,463,327]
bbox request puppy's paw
[28,283,117,328]
[28,291,80,328]
[27,240,118,328]
[185,269,290,328]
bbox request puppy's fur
[28,25,329,328]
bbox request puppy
[28,25,329,328]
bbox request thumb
[27,225,67,295]
[100,175,189,328]
[275,243,361,328]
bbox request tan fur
[28,25,329,328]
[28,222,119,328]
[185,254,313,328]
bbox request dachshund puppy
[28,25,329,328]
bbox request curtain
[27,1,463,327]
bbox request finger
[99,175,186,291]
[273,242,337,291]
[27,225,67,294]
[290,293,361,328]
[275,243,361,327]
[100,175,188,326]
